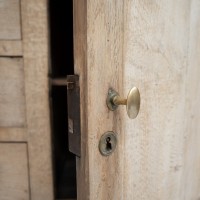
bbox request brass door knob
[107,87,140,119]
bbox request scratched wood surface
[75,0,200,199]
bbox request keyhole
[106,137,112,151]
[99,132,117,156]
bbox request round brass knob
[106,87,140,119]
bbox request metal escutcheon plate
[99,131,117,156]
[106,89,119,111]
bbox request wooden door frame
[21,0,54,199]
[74,1,90,199]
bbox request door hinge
[51,75,81,157]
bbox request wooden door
[74,0,200,199]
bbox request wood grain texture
[87,1,125,198]
[0,127,27,142]
[0,0,21,40]
[76,0,200,199]
[74,0,125,199]
[180,0,200,199]
[123,0,188,198]
[0,57,26,127]
[73,0,90,199]
[0,143,29,200]
[21,0,54,199]
[0,40,22,56]
[122,0,200,199]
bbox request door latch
[51,75,81,157]
[67,75,81,157]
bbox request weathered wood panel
[0,0,21,40]
[0,128,27,142]
[0,143,29,200]
[180,1,200,199]
[122,0,200,199]
[21,0,54,199]
[75,0,200,199]
[0,57,26,127]
[74,0,125,199]
[87,0,125,199]
[73,1,89,199]
[123,0,189,199]
[0,40,22,56]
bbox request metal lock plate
[99,131,117,156]
[50,75,81,157]
[67,75,81,157]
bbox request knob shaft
[106,87,140,119]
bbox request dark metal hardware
[51,75,81,157]
[99,131,117,156]
[66,75,81,157]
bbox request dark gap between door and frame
[49,0,77,199]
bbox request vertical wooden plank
[74,0,125,199]
[21,0,54,199]
[73,1,89,199]
[87,1,125,198]
[180,0,200,199]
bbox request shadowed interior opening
[49,0,77,199]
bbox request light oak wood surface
[0,57,26,127]
[21,0,54,199]
[122,0,200,199]
[0,40,22,56]
[0,0,53,199]
[0,0,199,199]
[0,127,27,142]
[87,1,125,200]
[0,143,29,200]
[73,1,89,199]
[74,0,200,199]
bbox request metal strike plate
[67,75,81,157]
